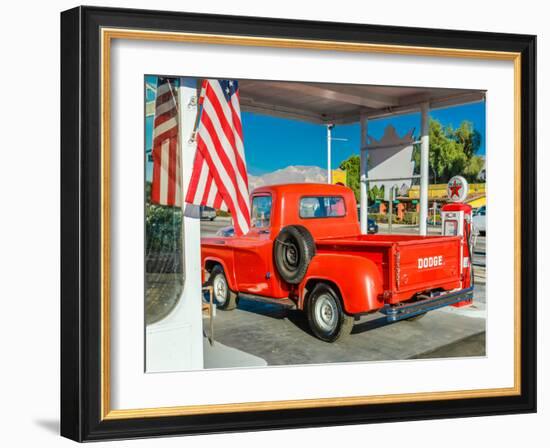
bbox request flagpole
[189,79,204,143]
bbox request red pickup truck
[202,183,473,342]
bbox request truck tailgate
[394,236,462,300]
[316,234,463,303]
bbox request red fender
[201,250,238,292]
[299,253,384,314]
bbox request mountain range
[248,165,328,191]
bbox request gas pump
[440,176,474,305]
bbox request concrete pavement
[200,217,486,368]
[206,299,485,367]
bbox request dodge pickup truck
[202,183,473,342]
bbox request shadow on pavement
[236,298,315,336]
[236,298,289,319]
[235,297,396,337]
[351,316,393,334]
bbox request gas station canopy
[145,79,485,236]
[238,80,485,124]
[236,80,485,236]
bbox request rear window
[299,196,346,218]
[251,195,272,228]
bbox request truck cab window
[300,196,346,218]
[251,195,272,228]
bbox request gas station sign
[447,175,469,202]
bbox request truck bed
[316,234,463,303]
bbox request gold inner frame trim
[100,27,522,421]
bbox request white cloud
[248,165,328,191]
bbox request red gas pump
[440,176,474,306]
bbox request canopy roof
[238,80,485,124]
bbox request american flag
[186,79,251,235]
[151,77,182,206]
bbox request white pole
[327,124,333,184]
[360,115,368,234]
[419,102,430,236]
[388,186,394,234]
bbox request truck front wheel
[209,265,238,311]
[306,283,354,342]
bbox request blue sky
[145,76,485,179]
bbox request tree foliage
[338,155,361,202]
[145,181,183,254]
[368,185,385,202]
[453,121,482,159]
[412,119,484,183]
[338,155,388,202]
[339,119,484,202]
[339,154,381,202]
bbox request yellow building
[467,195,486,208]
[408,183,486,208]
[331,169,347,186]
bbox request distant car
[216,226,235,237]
[356,205,379,234]
[473,205,486,216]
[367,218,379,234]
[200,205,216,221]
[472,206,486,236]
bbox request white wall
[0,1,545,447]
[367,125,416,200]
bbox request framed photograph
[60,6,536,441]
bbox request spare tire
[274,225,315,284]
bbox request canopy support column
[360,114,368,234]
[419,102,430,236]
[327,124,333,184]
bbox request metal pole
[388,186,394,234]
[360,115,368,234]
[419,102,430,236]
[327,124,333,184]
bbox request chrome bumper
[380,287,474,322]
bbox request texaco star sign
[447,175,469,202]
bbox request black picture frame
[61,5,536,442]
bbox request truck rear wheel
[274,225,315,284]
[209,265,238,311]
[307,283,354,342]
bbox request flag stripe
[193,158,210,205]
[203,87,248,188]
[207,83,248,182]
[185,79,250,234]
[199,106,249,213]
[197,130,243,230]
[156,89,177,105]
[153,116,178,139]
[167,137,177,204]
[154,101,177,121]
[175,137,182,206]
[150,77,182,207]
[160,139,170,204]
[156,81,174,96]
[198,112,250,232]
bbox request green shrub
[403,212,419,225]
[369,213,399,224]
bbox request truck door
[232,194,275,296]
